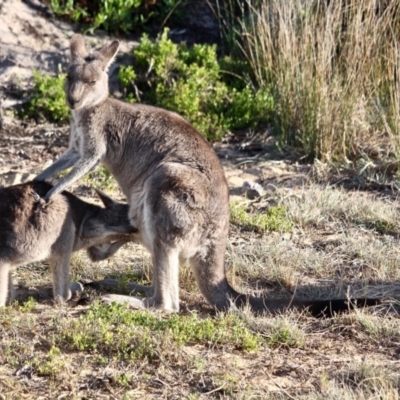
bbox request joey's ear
[99,40,120,71]
[95,189,117,208]
[70,34,87,60]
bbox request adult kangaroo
[0,181,136,306]
[35,35,378,315]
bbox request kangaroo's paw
[100,294,147,310]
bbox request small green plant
[32,346,66,377]
[22,71,69,123]
[83,165,117,191]
[50,0,89,22]
[118,65,137,103]
[94,0,142,33]
[230,203,292,233]
[363,218,397,235]
[49,0,189,34]
[266,319,305,348]
[58,302,261,361]
[118,65,137,89]
[16,297,37,313]
[106,271,150,295]
[121,29,272,140]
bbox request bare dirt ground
[1,1,400,399]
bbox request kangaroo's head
[66,34,120,110]
[79,189,137,248]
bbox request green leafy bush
[122,29,272,140]
[49,0,188,34]
[22,71,69,123]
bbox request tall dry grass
[220,0,400,161]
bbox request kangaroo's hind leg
[144,242,180,312]
[100,230,181,312]
[100,244,179,311]
[0,262,13,306]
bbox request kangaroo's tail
[231,291,381,317]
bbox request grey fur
[34,35,378,315]
[0,181,136,306]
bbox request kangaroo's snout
[67,96,80,109]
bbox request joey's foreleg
[35,149,80,182]
[49,254,74,303]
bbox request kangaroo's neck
[72,101,107,127]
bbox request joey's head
[66,34,120,110]
[79,189,137,249]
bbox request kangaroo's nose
[68,98,79,109]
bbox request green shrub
[59,302,261,361]
[22,71,69,123]
[49,0,188,34]
[122,29,272,140]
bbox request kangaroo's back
[88,99,228,205]
[0,181,136,306]
[0,182,72,264]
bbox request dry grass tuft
[223,0,400,161]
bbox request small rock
[242,181,264,199]
[0,171,36,185]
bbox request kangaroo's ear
[95,189,117,208]
[70,34,87,60]
[99,40,120,71]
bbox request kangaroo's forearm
[44,156,101,200]
[34,150,80,182]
